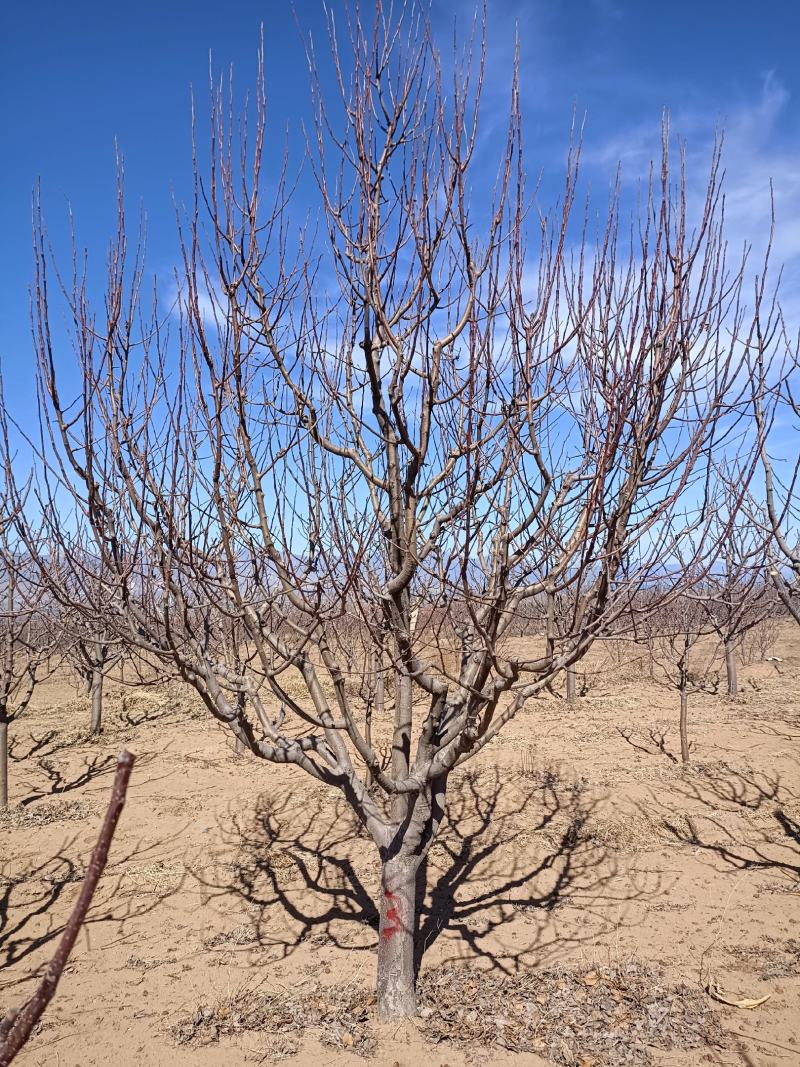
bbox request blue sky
[2,0,800,432]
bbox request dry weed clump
[727,937,800,980]
[584,811,662,854]
[417,962,724,1064]
[172,980,376,1056]
[203,923,260,949]
[0,797,99,830]
[121,860,185,895]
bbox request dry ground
[1,627,798,1067]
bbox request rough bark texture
[565,665,577,705]
[679,688,690,764]
[376,856,418,1019]
[89,669,103,735]
[725,639,738,698]
[0,717,7,810]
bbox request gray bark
[0,717,7,810]
[725,638,738,698]
[679,687,690,764]
[90,669,104,735]
[376,854,418,1019]
[679,637,690,764]
[391,671,412,821]
[565,665,577,704]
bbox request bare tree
[26,6,773,1017]
[38,544,124,735]
[752,279,800,623]
[649,588,719,763]
[693,482,777,697]
[0,520,56,809]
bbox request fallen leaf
[705,978,771,1010]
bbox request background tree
[648,587,719,764]
[37,543,124,736]
[694,483,777,698]
[26,5,773,1017]
[752,293,800,623]
[0,523,55,809]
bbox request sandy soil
[1,627,798,1067]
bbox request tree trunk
[678,637,690,764]
[679,687,690,764]
[725,639,738,698]
[376,854,418,1019]
[565,665,577,704]
[0,717,8,809]
[234,690,245,755]
[90,669,104,735]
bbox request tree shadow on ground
[654,763,800,885]
[198,766,659,973]
[117,701,178,730]
[618,727,686,764]
[0,842,81,970]
[8,732,59,764]
[0,829,187,988]
[19,753,118,807]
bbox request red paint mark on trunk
[381,888,401,941]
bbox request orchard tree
[694,483,777,698]
[649,587,718,764]
[34,542,124,736]
[0,521,55,809]
[26,5,775,1017]
[752,280,800,622]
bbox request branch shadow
[653,763,800,885]
[7,732,58,764]
[0,830,188,990]
[197,766,657,973]
[20,753,118,807]
[0,843,80,969]
[117,703,176,730]
[618,727,683,764]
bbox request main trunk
[565,665,577,704]
[679,687,690,763]
[376,854,418,1019]
[90,669,104,735]
[725,639,738,698]
[0,717,8,809]
[679,639,690,764]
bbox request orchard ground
[1,627,798,1067]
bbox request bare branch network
[1,2,797,1020]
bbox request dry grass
[0,796,99,830]
[121,860,185,895]
[584,810,664,854]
